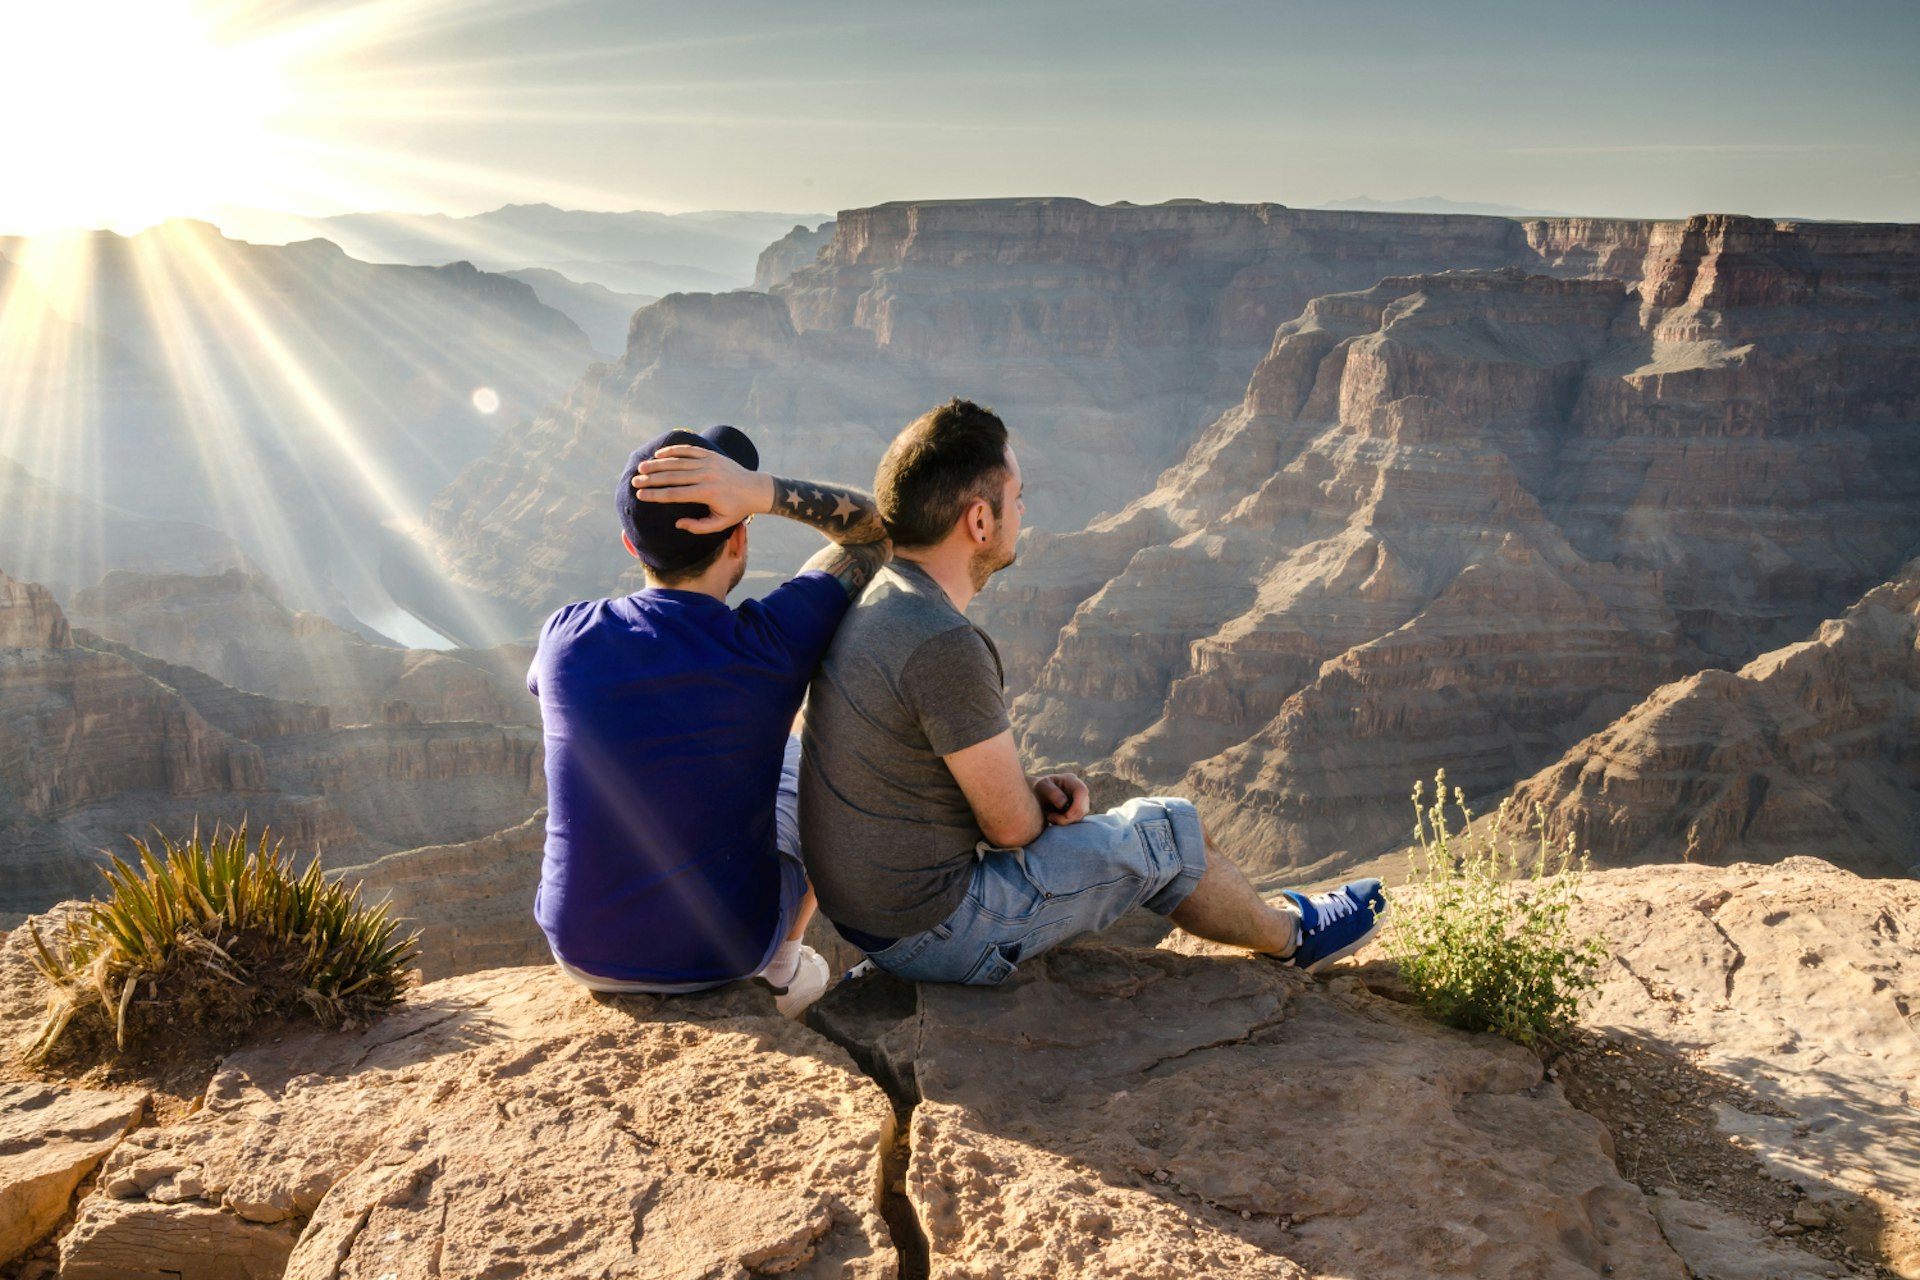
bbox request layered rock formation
[68,570,537,729]
[754,220,836,290]
[0,572,542,918]
[12,854,1910,1276]
[991,215,1920,876]
[1508,559,1920,875]
[411,198,1670,643]
[330,812,548,982]
[0,221,592,628]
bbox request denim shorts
[553,734,808,994]
[865,796,1208,986]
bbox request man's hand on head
[632,445,775,533]
[1033,773,1091,826]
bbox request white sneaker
[765,945,831,1019]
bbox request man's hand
[1033,773,1090,826]
[632,445,774,533]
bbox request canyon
[413,199,1679,644]
[979,213,1920,875]
[0,571,542,921]
[406,199,1920,883]
[3,196,1917,1277]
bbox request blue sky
[14,0,1920,231]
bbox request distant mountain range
[0,220,593,636]
[213,203,833,295]
[1315,195,1575,218]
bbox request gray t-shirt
[800,559,1010,937]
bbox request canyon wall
[1506,558,1920,876]
[410,199,1664,644]
[0,572,544,917]
[68,569,537,729]
[986,214,1920,876]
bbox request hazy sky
[9,0,1919,231]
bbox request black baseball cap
[616,425,760,573]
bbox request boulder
[0,1082,146,1265]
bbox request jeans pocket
[962,943,1018,986]
[1133,816,1178,874]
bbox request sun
[0,0,293,235]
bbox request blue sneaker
[1282,879,1387,974]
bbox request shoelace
[1304,889,1358,934]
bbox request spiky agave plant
[26,824,419,1064]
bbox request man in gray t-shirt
[801,398,1389,985]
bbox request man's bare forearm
[769,477,888,545]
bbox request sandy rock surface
[40,966,895,1279]
[0,1082,145,1266]
[819,941,1681,1280]
[1569,859,1920,1276]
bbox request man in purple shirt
[528,424,888,1016]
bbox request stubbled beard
[969,541,1015,591]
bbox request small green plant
[1382,771,1607,1050]
[26,824,418,1065]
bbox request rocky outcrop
[0,571,275,908]
[330,811,548,981]
[990,213,1920,876]
[0,1083,146,1267]
[754,220,836,290]
[33,967,897,1280]
[7,856,1911,1276]
[1508,559,1920,876]
[0,573,544,918]
[411,198,1688,643]
[0,575,70,650]
[68,570,537,729]
[820,942,1681,1280]
[1563,859,1920,1276]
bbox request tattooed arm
[772,476,891,596]
[631,445,890,595]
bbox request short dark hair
[875,399,1010,548]
[648,537,726,587]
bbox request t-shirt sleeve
[737,569,854,672]
[526,606,567,696]
[899,625,1011,757]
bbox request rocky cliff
[0,573,543,918]
[68,570,537,729]
[1507,558,1920,875]
[754,220,836,290]
[988,214,1920,876]
[4,856,1911,1277]
[408,199,1671,643]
